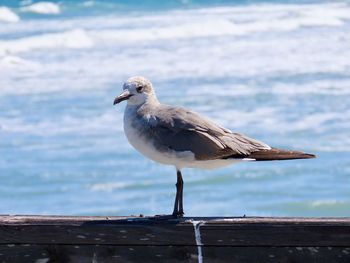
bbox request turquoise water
[1,0,350,216]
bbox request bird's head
[113,76,157,106]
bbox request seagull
[114,76,315,217]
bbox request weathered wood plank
[0,245,349,263]
[203,247,350,263]
[0,224,195,246]
[2,215,350,225]
[0,217,195,246]
[1,216,350,247]
[201,224,350,246]
[0,244,198,263]
[1,216,350,262]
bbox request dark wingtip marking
[228,148,317,161]
[304,153,316,159]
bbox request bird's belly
[187,159,242,169]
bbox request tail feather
[245,148,316,161]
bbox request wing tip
[302,152,316,159]
[246,148,317,161]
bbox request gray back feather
[135,104,270,160]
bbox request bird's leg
[154,170,182,219]
[177,170,184,216]
[172,184,179,217]
[172,170,184,217]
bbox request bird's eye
[136,86,143,93]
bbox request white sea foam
[314,136,350,152]
[0,29,93,54]
[0,55,41,70]
[0,111,123,136]
[21,2,61,14]
[1,2,350,53]
[88,181,156,192]
[271,80,350,95]
[0,2,350,98]
[91,16,344,44]
[219,108,350,134]
[0,7,20,23]
[89,182,131,192]
[310,199,344,207]
[88,2,350,43]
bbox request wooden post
[1,215,350,262]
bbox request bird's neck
[145,94,160,107]
[126,95,160,113]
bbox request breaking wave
[0,6,20,23]
[21,2,61,15]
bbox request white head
[113,76,158,106]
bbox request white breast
[123,106,192,168]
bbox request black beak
[113,90,133,105]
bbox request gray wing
[141,105,270,161]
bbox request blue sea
[1,0,350,217]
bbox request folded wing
[144,105,271,160]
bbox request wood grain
[1,216,350,262]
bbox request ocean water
[1,0,350,217]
